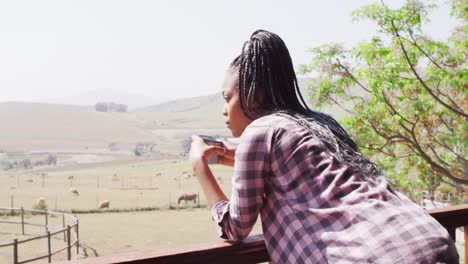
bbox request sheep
[98,200,110,209]
[34,197,47,210]
[216,176,223,184]
[69,187,79,196]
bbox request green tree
[299,0,467,201]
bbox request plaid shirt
[211,114,458,263]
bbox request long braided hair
[230,29,381,178]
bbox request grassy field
[0,209,264,263]
[1,159,234,211]
[0,157,247,263]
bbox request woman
[190,30,458,263]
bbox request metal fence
[0,207,79,264]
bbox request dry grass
[0,209,263,263]
[1,159,233,211]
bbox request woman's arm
[211,126,273,240]
[190,135,228,207]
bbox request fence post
[13,238,18,264]
[169,192,171,209]
[21,207,24,235]
[67,225,71,260]
[13,239,18,264]
[76,219,80,254]
[62,213,66,241]
[47,231,52,263]
[11,195,14,215]
[45,210,48,232]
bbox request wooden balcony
[62,204,468,264]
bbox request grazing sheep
[69,187,79,196]
[98,200,110,209]
[34,197,47,210]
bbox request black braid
[229,29,382,179]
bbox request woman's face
[221,70,253,137]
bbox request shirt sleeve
[211,125,272,240]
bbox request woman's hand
[214,144,236,167]
[189,135,226,169]
[189,135,229,207]
[189,135,236,168]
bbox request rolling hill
[0,77,347,153]
[0,94,228,152]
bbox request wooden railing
[62,204,468,264]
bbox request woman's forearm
[192,158,228,207]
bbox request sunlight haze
[0,0,457,108]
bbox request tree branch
[329,96,354,114]
[401,85,419,100]
[407,116,468,184]
[406,30,445,71]
[428,146,451,167]
[336,58,372,93]
[391,20,468,118]
[381,90,415,125]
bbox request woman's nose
[222,105,227,116]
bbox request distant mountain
[0,79,333,152]
[46,88,170,110]
[137,93,222,113]
[0,101,155,151]
[139,77,313,113]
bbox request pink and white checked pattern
[211,114,458,263]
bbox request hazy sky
[0,0,458,105]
